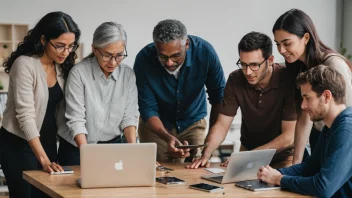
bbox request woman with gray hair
[58,22,139,165]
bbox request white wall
[0,0,342,73]
[0,0,343,143]
[343,0,352,57]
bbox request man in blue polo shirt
[134,19,225,161]
[257,65,352,198]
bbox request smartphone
[156,177,186,185]
[189,183,224,193]
[50,166,74,175]
[176,143,207,149]
[156,166,174,171]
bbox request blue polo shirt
[134,35,225,133]
[278,107,352,198]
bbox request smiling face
[300,83,328,122]
[239,50,272,86]
[43,32,76,64]
[155,39,189,72]
[93,41,126,77]
[274,29,309,64]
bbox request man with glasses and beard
[134,19,226,162]
[187,32,297,169]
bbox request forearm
[202,123,229,158]
[254,134,293,152]
[123,126,136,143]
[209,104,222,128]
[293,112,313,164]
[28,137,51,166]
[254,120,295,152]
[147,116,173,142]
[74,133,88,148]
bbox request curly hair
[152,19,187,45]
[3,11,81,79]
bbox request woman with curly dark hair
[0,11,80,198]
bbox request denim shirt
[134,35,225,133]
[279,107,352,198]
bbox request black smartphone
[156,166,174,171]
[189,183,224,193]
[176,144,207,149]
[156,177,186,185]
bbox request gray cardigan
[2,55,68,140]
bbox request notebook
[202,149,280,191]
[79,143,156,188]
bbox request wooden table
[23,163,311,198]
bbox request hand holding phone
[189,183,224,193]
[50,166,74,175]
[176,143,207,149]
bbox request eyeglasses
[157,48,185,63]
[48,40,78,53]
[95,47,128,62]
[236,58,267,71]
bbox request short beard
[310,98,327,122]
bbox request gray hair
[153,19,187,46]
[92,22,127,48]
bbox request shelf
[0,25,12,41]
[14,25,28,41]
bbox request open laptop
[79,143,156,188]
[202,149,280,191]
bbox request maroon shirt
[221,64,297,162]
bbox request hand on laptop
[185,155,210,169]
[257,165,283,186]
[167,137,190,158]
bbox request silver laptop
[202,149,280,191]
[79,143,156,188]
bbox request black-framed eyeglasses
[157,48,185,63]
[48,40,78,53]
[95,47,128,62]
[236,58,267,71]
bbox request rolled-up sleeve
[120,71,139,130]
[133,53,159,122]
[11,59,39,141]
[65,68,88,139]
[205,44,226,104]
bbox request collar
[184,40,192,67]
[164,63,183,79]
[323,107,352,135]
[92,57,117,80]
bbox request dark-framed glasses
[48,40,78,53]
[157,49,185,63]
[95,47,128,62]
[236,58,267,71]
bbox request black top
[40,81,63,162]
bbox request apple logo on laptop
[115,160,123,171]
[246,162,254,169]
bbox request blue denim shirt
[279,107,352,198]
[134,35,225,133]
